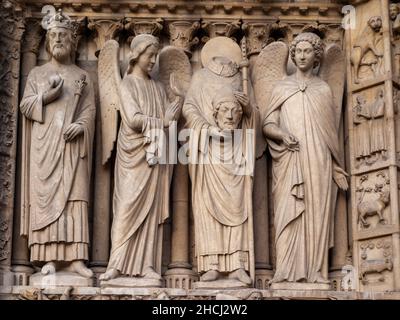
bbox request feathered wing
[318,43,345,130]
[98,39,122,165]
[251,41,289,118]
[158,46,192,102]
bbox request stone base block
[29,272,94,287]
[270,282,331,291]
[164,268,199,289]
[193,279,249,290]
[100,276,163,288]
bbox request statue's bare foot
[143,267,162,280]
[70,260,93,278]
[315,273,330,284]
[229,268,252,285]
[201,270,219,282]
[99,268,120,281]
[41,262,56,275]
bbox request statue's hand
[234,91,252,117]
[170,73,185,98]
[164,97,182,127]
[43,78,64,105]
[63,123,84,142]
[333,166,349,191]
[282,132,299,151]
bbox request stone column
[164,20,200,289]
[11,18,43,285]
[346,0,400,292]
[87,19,124,283]
[0,2,24,286]
[243,21,274,289]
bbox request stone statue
[19,8,96,282]
[183,37,256,287]
[97,34,191,286]
[253,32,348,288]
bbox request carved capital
[301,23,328,40]
[21,18,43,55]
[201,20,241,42]
[125,18,163,37]
[75,16,87,46]
[242,22,271,56]
[167,20,200,56]
[88,19,124,56]
[323,24,344,46]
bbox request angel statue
[97,34,191,286]
[183,36,257,287]
[252,32,348,288]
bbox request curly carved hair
[289,32,324,68]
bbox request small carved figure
[360,258,393,284]
[353,95,371,164]
[390,3,400,77]
[350,16,383,84]
[370,89,387,158]
[353,89,387,166]
[357,189,389,228]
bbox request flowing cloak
[263,75,341,282]
[107,74,171,276]
[19,63,95,256]
[183,66,256,275]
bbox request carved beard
[51,44,71,62]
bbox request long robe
[370,96,387,155]
[106,74,171,276]
[19,63,95,262]
[183,62,255,275]
[263,75,341,283]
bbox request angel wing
[98,39,122,165]
[251,41,289,117]
[318,43,345,129]
[157,46,192,102]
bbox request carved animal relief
[359,239,393,285]
[351,16,384,84]
[356,172,390,229]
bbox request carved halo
[200,36,242,67]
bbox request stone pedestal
[270,282,331,291]
[29,272,94,287]
[164,267,198,290]
[100,277,163,288]
[193,279,249,290]
[12,265,34,286]
[254,269,274,290]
